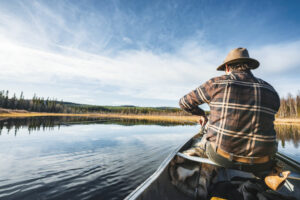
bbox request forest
[277,92,300,118]
[0,90,299,117]
[0,90,185,115]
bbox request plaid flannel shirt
[179,71,280,157]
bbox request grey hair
[227,62,250,72]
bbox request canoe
[125,133,300,200]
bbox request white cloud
[252,41,300,73]
[122,37,132,44]
[1,34,300,105]
[0,1,300,106]
[0,35,223,102]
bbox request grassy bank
[1,111,300,124]
[274,118,300,124]
[0,112,197,123]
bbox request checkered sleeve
[261,79,281,112]
[179,80,212,116]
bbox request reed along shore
[0,111,300,125]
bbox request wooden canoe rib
[125,135,300,200]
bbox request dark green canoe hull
[125,135,300,200]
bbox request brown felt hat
[217,47,260,71]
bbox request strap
[216,146,270,164]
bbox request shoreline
[0,112,300,124]
[274,118,300,125]
[0,112,197,124]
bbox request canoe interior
[125,135,300,200]
[133,166,192,200]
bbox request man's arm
[179,90,206,116]
[179,81,211,116]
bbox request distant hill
[0,90,185,115]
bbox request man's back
[180,70,280,158]
[207,71,280,157]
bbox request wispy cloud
[0,0,299,106]
[0,35,220,101]
[1,33,300,105]
[253,41,300,73]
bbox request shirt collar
[230,70,253,76]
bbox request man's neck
[229,70,251,74]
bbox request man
[179,47,280,173]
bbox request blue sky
[0,0,300,107]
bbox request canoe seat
[176,152,221,166]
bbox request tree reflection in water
[1,116,299,148]
[0,116,195,136]
[275,124,300,148]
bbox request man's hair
[227,62,250,71]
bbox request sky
[0,0,300,107]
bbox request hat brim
[217,58,260,71]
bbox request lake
[0,117,299,200]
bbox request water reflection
[0,117,299,200]
[1,117,300,148]
[275,124,300,148]
[0,117,197,200]
[1,117,300,147]
[0,116,195,136]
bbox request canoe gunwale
[125,134,198,200]
[125,133,300,200]
[124,140,189,200]
[275,152,300,171]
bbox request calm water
[0,117,299,200]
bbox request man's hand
[199,115,208,126]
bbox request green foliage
[0,90,186,115]
[0,90,71,113]
[0,116,195,136]
[69,104,184,115]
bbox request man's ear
[225,64,229,73]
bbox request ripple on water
[0,121,199,200]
